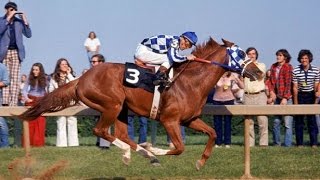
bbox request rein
[194,57,242,74]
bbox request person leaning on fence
[243,47,269,147]
[22,63,48,147]
[49,58,79,147]
[269,49,294,147]
[212,71,244,148]
[292,49,319,148]
[0,63,10,148]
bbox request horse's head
[222,39,264,81]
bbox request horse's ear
[221,38,234,47]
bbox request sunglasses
[9,8,17,11]
[90,61,99,63]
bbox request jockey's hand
[187,54,196,61]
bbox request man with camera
[0,2,32,147]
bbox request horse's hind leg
[114,108,160,166]
[93,105,132,165]
[186,117,216,170]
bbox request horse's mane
[192,37,235,58]
[192,37,220,58]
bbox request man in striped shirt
[134,31,198,86]
[292,49,320,147]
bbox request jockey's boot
[153,66,168,86]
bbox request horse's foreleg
[160,121,185,155]
[186,118,216,170]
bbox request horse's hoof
[150,158,161,166]
[122,156,131,166]
[196,160,203,170]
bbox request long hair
[51,58,75,87]
[28,63,47,88]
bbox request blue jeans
[316,114,320,134]
[0,117,9,148]
[213,100,234,145]
[272,98,293,147]
[128,116,148,144]
[295,92,318,146]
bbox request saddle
[134,59,156,73]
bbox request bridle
[194,45,257,80]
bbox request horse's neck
[175,60,225,101]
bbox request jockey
[134,31,198,86]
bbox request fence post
[23,120,30,156]
[241,116,253,179]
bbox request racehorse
[18,37,264,170]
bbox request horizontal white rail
[1,105,319,117]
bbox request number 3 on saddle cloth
[124,62,157,93]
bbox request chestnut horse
[18,37,263,170]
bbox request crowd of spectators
[0,1,319,150]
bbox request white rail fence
[2,105,319,179]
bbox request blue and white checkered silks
[226,45,251,74]
[141,35,180,54]
[141,35,187,63]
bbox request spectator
[269,49,294,147]
[0,63,10,148]
[18,74,27,105]
[265,69,273,105]
[243,47,269,147]
[84,31,101,66]
[49,58,79,147]
[232,73,244,104]
[90,54,110,149]
[212,71,244,148]
[128,115,148,145]
[0,2,32,147]
[22,63,47,147]
[292,49,319,147]
[316,81,320,134]
[14,73,27,147]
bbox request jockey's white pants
[134,44,170,68]
[56,116,79,147]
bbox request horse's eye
[238,50,245,59]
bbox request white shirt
[84,38,101,52]
[48,73,75,92]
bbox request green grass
[1,136,320,179]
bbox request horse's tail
[18,79,80,120]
